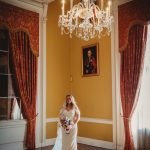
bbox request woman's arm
[72,108,80,125]
[74,113,80,124]
[59,108,64,126]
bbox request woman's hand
[70,121,75,126]
[66,124,73,130]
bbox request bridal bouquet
[60,116,71,134]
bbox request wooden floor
[36,143,109,150]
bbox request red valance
[0,1,39,56]
[118,0,150,51]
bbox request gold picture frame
[82,43,99,77]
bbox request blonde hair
[62,95,80,115]
[63,95,76,107]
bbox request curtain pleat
[120,24,147,150]
[9,31,37,149]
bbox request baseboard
[36,138,55,148]
[77,137,116,149]
[43,137,116,149]
[44,138,56,147]
[35,142,43,148]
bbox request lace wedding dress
[52,108,80,150]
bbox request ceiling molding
[47,0,54,3]
[31,0,54,4]
[18,0,43,8]
[118,0,133,6]
[0,0,44,13]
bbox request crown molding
[47,0,54,3]
[118,0,133,6]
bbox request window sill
[0,119,27,129]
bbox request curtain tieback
[120,113,131,120]
[28,113,39,123]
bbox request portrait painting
[82,43,99,77]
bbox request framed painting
[82,43,99,77]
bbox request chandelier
[58,0,113,41]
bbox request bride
[52,95,80,150]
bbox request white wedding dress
[52,108,80,150]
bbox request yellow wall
[46,0,70,118]
[70,37,112,119]
[46,0,113,142]
[70,34,113,141]
[78,122,112,141]
[46,122,57,139]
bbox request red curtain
[118,0,150,51]
[120,24,147,150]
[9,31,37,149]
[0,1,39,149]
[0,1,39,56]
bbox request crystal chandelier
[58,0,113,41]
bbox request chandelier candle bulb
[70,0,73,9]
[62,0,65,15]
[101,0,103,10]
[61,7,63,16]
[108,0,111,16]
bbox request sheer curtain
[131,24,150,150]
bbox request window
[0,27,22,120]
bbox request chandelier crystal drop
[58,0,114,41]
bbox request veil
[52,95,80,150]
